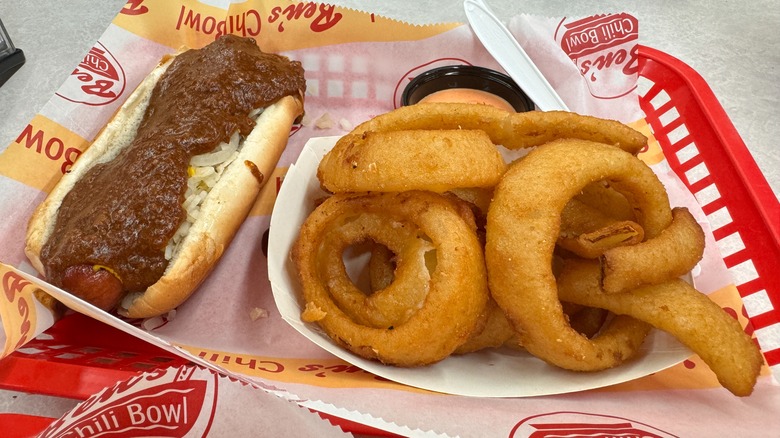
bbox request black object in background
[0,18,25,87]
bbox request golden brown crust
[24,50,304,319]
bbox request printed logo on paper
[0,269,37,357]
[510,412,677,438]
[56,42,126,106]
[39,368,215,437]
[173,2,343,41]
[121,0,149,16]
[556,13,639,99]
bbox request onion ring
[455,300,609,354]
[574,181,637,222]
[486,139,670,370]
[559,198,645,258]
[601,207,705,293]
[557,258,763,396]
[316,212,434,328]
[454,298,515,354]
[293,190,488,366]
[344,103,647,154]
[559,221,645,259]
[318,129,506,193]
[353,192,485,328]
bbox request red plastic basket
[1,45,778,436]
[637,45,780,366]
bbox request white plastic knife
[464,0,569,111]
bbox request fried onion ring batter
[317,212,433,328]
[557,258,763,396]
[342,102,647,154]
[601,207,706,293]
[486,139,670,370]
[293,191,488,367]
[319,129,506,193]
[559,198,645,258]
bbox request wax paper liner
[0,2,777,437]
[35,365,352,438]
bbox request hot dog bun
[25,42,304,318]
[126,95,302,318]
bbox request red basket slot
[637,45,780,364]
[0,312,190,399]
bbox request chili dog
[25,35,305,318]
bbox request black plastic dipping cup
[401,65,534,112]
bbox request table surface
[1,0,778,426]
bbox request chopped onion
[190,148,235,167]
[162,107,261,261]
[248,107,265,119]
[191,166,215,178]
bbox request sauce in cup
[401,65,533,113]
[418,88,516,112]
